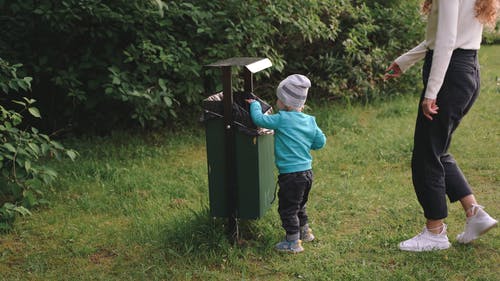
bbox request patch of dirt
[89,248,118,265]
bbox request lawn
[0,45,498,280]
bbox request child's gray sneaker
[457,204,498,244]
[300,225,315,242]
[399,224,451,252]
[275,239,304,253]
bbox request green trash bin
[203,57,275,220]
[205,116,275,219]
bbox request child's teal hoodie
[249,101,326,174]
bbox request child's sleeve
[311,122,326,150]
[249,101,280,129]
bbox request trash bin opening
[202,91,273,136]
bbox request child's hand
[245,99,255,104]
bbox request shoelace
[409,226,444,242]
[467,204,485,217]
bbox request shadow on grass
[159,207,274,261]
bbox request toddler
[247,74,326,253]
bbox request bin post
[243,67,253,93]
[221,66,239,241]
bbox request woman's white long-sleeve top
[395,0,483,99]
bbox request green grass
[1,45,499,280]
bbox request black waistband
[427,48,478,55]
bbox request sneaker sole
[457,220,498,244]
[399,243,451,252]
[276,248,304,254]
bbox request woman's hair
[422,0,499,26]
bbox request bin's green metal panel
[205,119,226,217]
[205,118,275,219]
[235,131,275,219]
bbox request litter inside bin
[202,91,273,136]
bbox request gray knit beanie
[276,74,311,108]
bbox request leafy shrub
[483,24,500,44]
[0,58,77,231]
[269,0,425,101]
[0,0,427,132]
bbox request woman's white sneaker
[399,224,451,252]
[456,204,498,244]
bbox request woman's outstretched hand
[384,62,402,81]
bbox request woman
[385,0,498,251]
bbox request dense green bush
[263,0,425,102]
[0,0,425,132]
[483,24,500,44]
[0,58,77,231]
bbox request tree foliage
[1,0,425,132]
[0,58,77,231]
